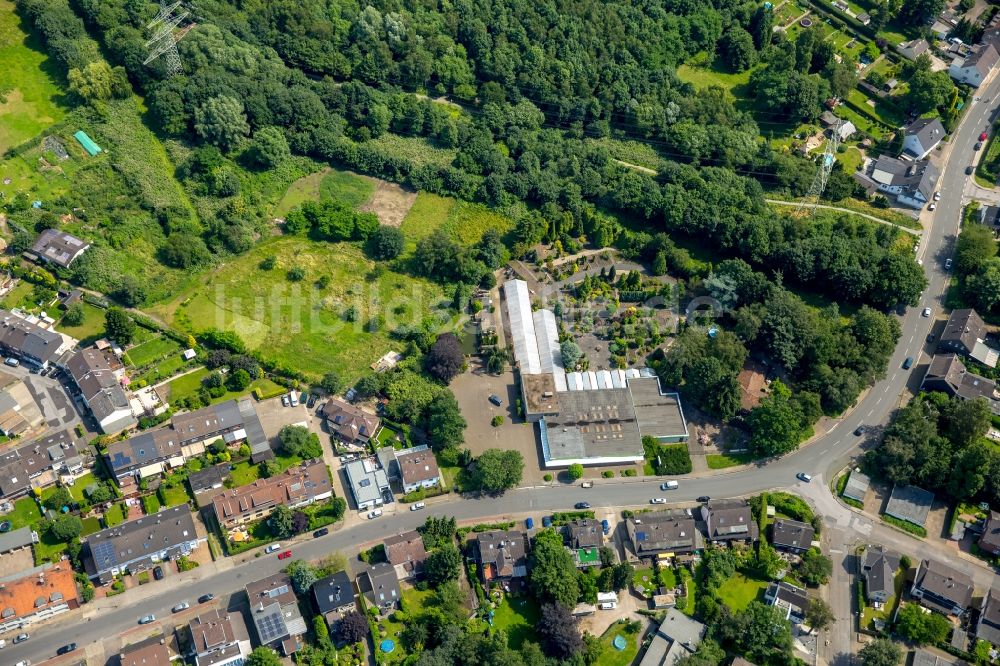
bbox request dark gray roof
[0,526,36,553]
[703,499,759,541]
[940,309,986,354]
[905,118,946,152]
[627,509,700,556]
[0,310,64,365]
[771,519,814,550]
[914,559,974,611]
[843,470,870,502]
[861,546,900,598]
[84,505,197,576]
[106,428,181,475]
[188,464,229,493]
[885,485,934,526]
[980,511,1000,554]
[965,43,1000,76]
[30,229,89,268]
[870,156,939,202]
[312,571,354,614]
[913,649,960,666]
[978,589,1000,646]
[358,562,399,608]
[565,519,603,549]
[0,429,83,499]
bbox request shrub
[768,492,816,523]
[287,266,306,281]
[645,441,692,475]
[602,470,614,478]
[491,415,504,427]
[621,469,637,477]
[543,473,553,482]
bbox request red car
[981,131,989,141]
[277,550,292,560]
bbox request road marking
[819,449,828,454]
[909,335,914,343]
[830,549,843,554]
[867,408,874,417]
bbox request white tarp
[504,280,541,375]
[533,309,563,374]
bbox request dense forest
[8,0,925,313]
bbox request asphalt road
[12,78,1000,666]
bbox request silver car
[172,601,190,613]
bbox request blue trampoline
[380,639,396,654]
[613,635,627,651]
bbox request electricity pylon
[143,2,192,77]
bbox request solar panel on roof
[256,610,288,644]
[637,532,647,541]
[92,540,118,567]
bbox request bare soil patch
[360,179,417,227]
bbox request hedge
[768,492,815,523]
[881,514,927,537]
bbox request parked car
[306,394,317,408]
[650,497,667,504]
[796,472,812,482]
[410,502,426,511]
[278,550,292,560]
[198,594,215,604]
[928,203,936,211]
[264,543,282,554]
[981,131,989,141]
[945,258,952,270]
[526,517,535,530]
[14,661,29,666]
[967,166,975,175]
[660,481,679,491]
[289,392,299,407]
[313,528,329,538]
[138,615,155,625]
[153,565,164,580]
[854,426,864,436]
[13,633,28,643]
[601,519,610,535]
[172,602,190,613]
[57,644,77,655]
[0,638,5,648]
[934,191,941,201]
[488,394,503,406]
[367,509,383,520]
[3,358,18,367]
[976,142,984,150]
[542,516,553,528]
[902,356,914,370]
[697,496,711,503]
[281,395,290,407]
[927,333,935,343]
[574,502,591,509]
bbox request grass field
[104,502,127,527]
[0,281,34,311]
[593,623,641,666]
[0,0,68,153]
[125,336,182,368]
[717,573,768,611]
[162,366,284,404]
[706,452,756,469]
[229,461,260,487]
[400,192,514,251]
[492,594,541,649]
[320,170,376,209]
[677,53,754,96]
[151,236,449,382]
[365,134,457,168]
[68,472,96,501]
[1,496,40,529]
[57,302,106,342]
[838,146,864,173]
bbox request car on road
[928,203,936,211]
[650,497,667,504]
[982,131,989,141]
[57,644,77,655]
[796,472,812,482]
[922,307,932,317]
[902,356,914,370]
[575,502,591,509]
[313,528,329,538]
[172,602,190,612]
[660,481,679,490]
[976,142,984,150]
[488,394,503,406]
[0,638,5,648]
[14,661,28,666]
[198,594,215,604]
[138,615,155,625]
[153,565,164,580]
[967,166,975,175]
[934,191,941,201]
[367,509,383,520]
[264,543,282,554]
[927,333,935,343]
[946,258,952,270]
[697,495,711,503]
[277,550,292,560]
[854,426,864,436]
[13,633,28,644]
[410,502,426,511]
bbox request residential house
[358,562,400,613]
[30,229,90,269]
[0,526,37,555]
[321,398,380,447]
[932,15,958,40]
[770,519,815,554]
[475,530,528,582]
[83,505,203,584]
[865,156,938,209]
[106,427,183,485]
[394,445,441,494]
[920,354,1000,414]
[626,509,701,559]
[842,470,870,503]
[245,573,306,655]
[343,458,391,510]
[950,44,1000,87]
[980,205,1000,234]
[902,118,946,160]
[188,608,252,666]
[856,12,870,25]
[700,499,759,544]
[737,361,767,411]
[638,608,706,666]
[830,119,856,142]
[765,581,810,624]
[911,559,974,616]
[209,458,332,531]
[979,511,1000,556]
[0,309,73,368]
[0,429,87,500]
[384,530,428,579]
[913,649,964,666]
[899,39,930,61]
[188,463,229,507]
[0,369,43,436]
[311,571,356,634]
[119,635,173,666]
[565,518,604,568]
[884,484,935,528]
[860,546,900,604]
[937,309,998,368]
[0,564,79,634]
[977,588,1000,647]
[66,347,136,434]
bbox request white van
[660,480,679,490]
[598,602,617,610]
[264,543,282,554]
[289,392,299,407]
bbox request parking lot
[451,364,546,483]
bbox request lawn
[68,472,97,501]
[706,452,756,469]
[158,484,191,508]
[163,366,286,404]
[592,622,642,666]
[229,461,260,487]
[846,89,903,127]
[0,0,68,153]
[716,573,768,611]
[104,502,127,527]
[491,594,541,649]
[400,192,514,253]
[80,516,101,536]
[150,235,450,383]
[137,354,189,385]
[677,53,754,95]
[838,146,864,174]
[0,281,34,311]
[320,169,376,209]
[1,496,40,529]
[57,302,106,342]
[860,571,903,632]
[125,336,183,368]
[678,567,696,615]
[632,567,657,597]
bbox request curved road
[12,80,1000,666]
